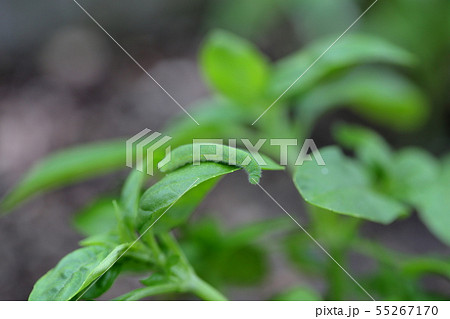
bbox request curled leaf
[159,144,262,184]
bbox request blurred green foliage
[2,0,449,301]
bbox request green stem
[159,232,228,301]
[114,283,181,301]
[189,275,228,301]
[142,231,166,266]
[158,232,190,264]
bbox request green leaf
[270,33,415,100]
[78,265,121,300]
[213,244,268,285]
[226,217,293,247]
[158,143,278,185]
[73,198,117,237]
[165,98,254,144]
[298,68,428,130]
[205,0,280,38]
[143,177,220,234]
[413,160,450,245]
[180,217,289,287]
[120,168,148,227]
[333,124,392,170]
[282,0,358,41]
[383,148,439,203]
[29,244,128,301]
[333,127,449,245]
[402,256,450,279]
[272,286,321,301]
[1,140,126,213]
[79,233,121,248]
[294,147,408,224]
[114,282,180,301]
[200,30,270,105]
[138,163,239,233]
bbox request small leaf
[298,68,428,130]
[200,30,270,105]
[294,147,408,224]
[120,168,148,227]
[270,33,415,100]
[29,244,128,301]
[1,140,126,213]
[138,163,239,233]
[73,198,117,237]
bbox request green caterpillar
[158,144,262,184]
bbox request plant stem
[114,283,181,301]
[142,231,166,266]
[189,275,228,301]
[159,232,228,301]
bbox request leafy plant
[2,28,448,301]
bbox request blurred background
[0,0,449,300]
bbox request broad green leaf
[383,148,439,203]
[73,198,117,237]
[272,286,321,301]
[418,188,450,246]
[413,160,450,245]
[298,68,428,130]
[294,147,408,224]
[333,127,448,244]
[270,33,415,100]
[29,244,128,301]
[200,30,270,105]
[333,124,392,171]
[138,163,239,233]
[1,140,126,213]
